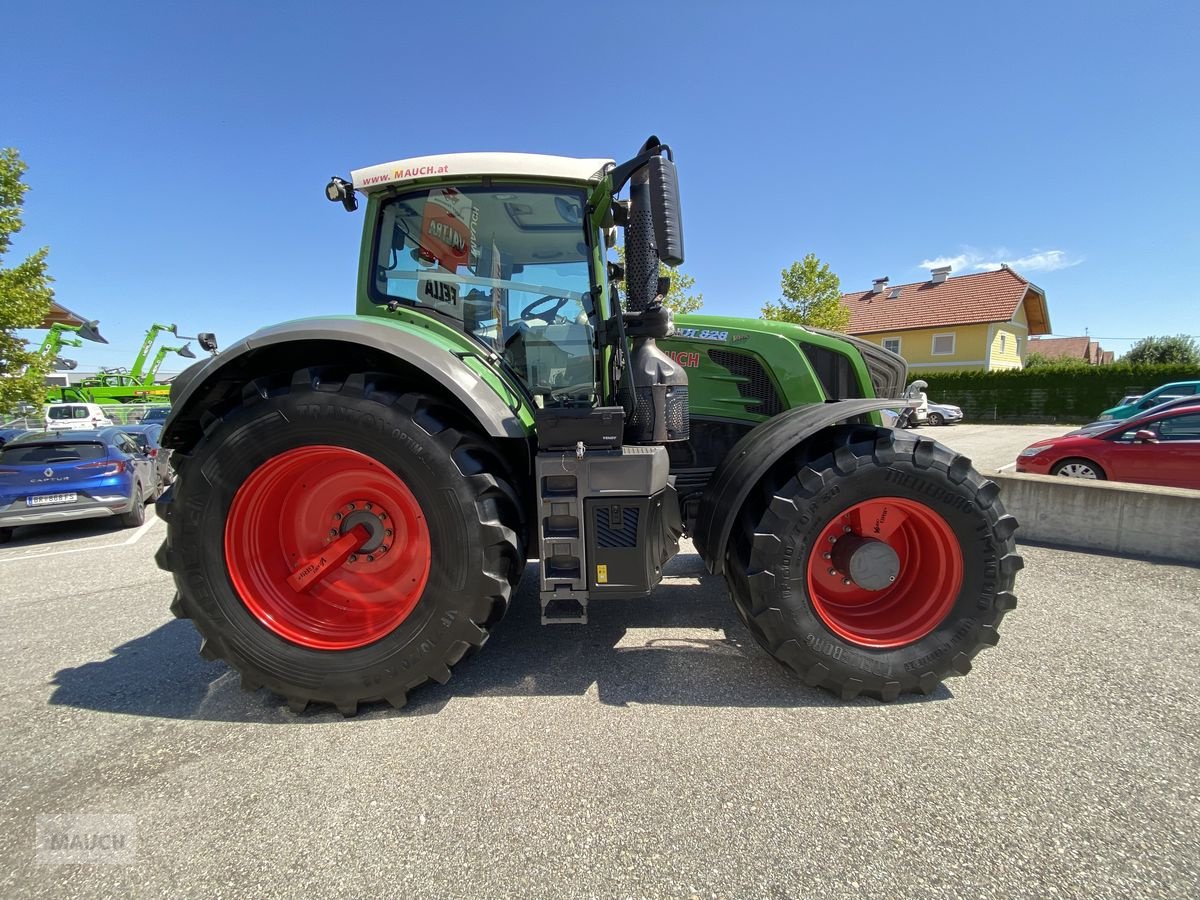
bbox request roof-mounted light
[325,176,358,212]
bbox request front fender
[693,399,902,575]
[162,316,531,449]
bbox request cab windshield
[372,184,597,406]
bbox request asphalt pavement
[1,507,1197,898]
[907,422,1068,472]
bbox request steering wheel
[519,294,570,322]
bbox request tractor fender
[161,316,528,450]
[692,399,902,575]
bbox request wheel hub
[830,534,900,591]
[335,503,392,559]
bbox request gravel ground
[0,511,1197,899]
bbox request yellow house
[840,266,1051,371]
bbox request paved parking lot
[1,503,1197,898]
[908,422,1068,472]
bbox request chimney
[870,276,889,295]
[930,265,951,284]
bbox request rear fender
[692,399,902,575]
[161,316,531,451]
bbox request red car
[1016,403,1200,490]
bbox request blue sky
[4,0,1197,371]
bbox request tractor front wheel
[725,425,1021,701]
[159,370,524,715]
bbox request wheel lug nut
[367,555,375,562]
[822,552,831,560]
[329,529,337,538]
[348,554,358,562]
[842,578,851,586]
[843,526,852,534]
[828,568,837,576]
[889,575,896,582]
[347,503,355,510]
[828,535,837,544]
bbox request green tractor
[155,138,1020,714]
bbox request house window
[931,333,956,355]
[882,337,902,354]
[999,334,1007,354]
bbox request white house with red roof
[839,265,1052,372]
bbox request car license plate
[27,492,77,506]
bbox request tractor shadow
[48,551,953,723]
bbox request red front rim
[224,446,431,650]
[806,497,963,649]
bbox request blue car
[0,428,158,543]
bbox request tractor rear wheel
[725,425,1020,701]
[159,369,524,715]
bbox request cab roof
[351,153,614,194]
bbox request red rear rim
[224,446,431,650]
[806,497,963,648]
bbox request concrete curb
[993,471,1200,565]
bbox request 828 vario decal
[674,328,730,342]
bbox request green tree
[615,245,704,315]
[761,253,850,331]
[0,148,54,412]
[1122,334,1200,366]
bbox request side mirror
[646,153,684,266]
[1134,429,1158,443]
[197,332,219,353]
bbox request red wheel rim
[224,446,431,650]
[806,497,963,648]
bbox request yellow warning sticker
[596,564,608,584]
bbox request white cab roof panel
[351,153,614,193]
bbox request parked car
[1016,403,1200,489]
[926,402,963,426]
[119,423,172,492]
[44,402,113,431]
[1069,395,1199,435]
[139,406,170,424]
[1096,381,1200,421]
[0,428,158,543]
[0,427,31,447]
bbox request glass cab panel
[372,184,597,406]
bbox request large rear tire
[158,369,524,715]
[725,425,1020,701]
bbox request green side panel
[664,314,878,424]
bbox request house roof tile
[840,268,1047,335]
[1028,336,1091,359]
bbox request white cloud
[979,249,1082,273]
[916,247,1082,274]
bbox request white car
[927,402,963,426]
[44,403,114,431]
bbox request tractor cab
[346,154,615,409]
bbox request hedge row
[912,363,1200,424]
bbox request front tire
[725,425,1021,701]
[159,369,524,715]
